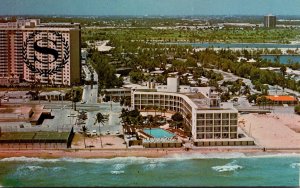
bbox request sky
[1,0,300,16]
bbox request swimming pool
[143,128,175,138]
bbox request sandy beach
[240,111,300,149]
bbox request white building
[131,77,254,146]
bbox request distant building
[264,14,276,28]
[0,19,81,86]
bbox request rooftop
[266,95,297,102]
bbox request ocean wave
[112,163,126,171]
[0,156,60,163]
[211,160,243,172]
[247,153,300,159]
[110,170,124,175]
[19,165,44,172]
[290,163,300,168]
[167,152,247,160]
[1,152,299,164]
[143,162,166,170]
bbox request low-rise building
[266,95,298,105]
[131,77,253,146]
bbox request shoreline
[0,147,300,159]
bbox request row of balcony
[197,127,238,132]
[197,133,237,139]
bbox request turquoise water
[0,153,299,187]
[261,55,300,64]
[143,128,175,138]
[164,42,300,49]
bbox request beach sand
[240,112,300,149]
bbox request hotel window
[206,134,213,139]
[197,114,204,119]
[222,120,229,125]
[230,113,237,119]
[222,113,229,119]
[197,127,204,132]
[206,113,213,119]
[230,120,237,125]
[214,133,221,139]
[197,120,205,126]
[206,120,213,126]
[230,134,236,139]
[214,120,221,125]
[214,113,221,119]
[197,134,204,139]
[230,126,237,132]
[222,127,229,132]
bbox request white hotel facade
[132,77,254,146]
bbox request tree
[220,92,230,102]
[294,105,300,115]
[171,112,183,122]
[247,94,258,104]
[94,112,108,148]
[82,125,88,148]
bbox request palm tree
[145,106,152,116]
[82,125,88,148]
[94,112,108,148]
[153,105,158,116]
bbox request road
[80,64,122,135]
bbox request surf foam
[212,160,243,172]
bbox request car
[81,101,86,104]
[106,130,110,135]
[116,131,120,135]
[91,130,97,136]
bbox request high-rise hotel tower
[0,19,81,86]
[264,14,276,28]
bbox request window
[214,120,221,125]
[230,113,237,119]
[230,120,238,125]
[206,120,213,126]
[206,113,213,119]
[214,113,221,119]
[197,113,205,119]
[197,120,205,126]
[222,120,229,125]
[222,113,229,119]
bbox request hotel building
[0,19,81,86]
[132,77,254,146]
[264,14,276,28]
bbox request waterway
[164,42,300,49]
[261,55,300,64]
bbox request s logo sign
[34,38,59,64]
[23,31,70,77]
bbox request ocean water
[0,153,299,187]
[164,42,300,49]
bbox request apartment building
[132,77,254,146]
[264,14,276,28]
[0,19,81,86]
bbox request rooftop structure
[266,95,298,105]
[0,105,51,125]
